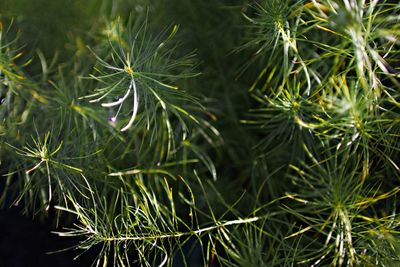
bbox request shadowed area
[0,209,94,267]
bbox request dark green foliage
[1,0,399,266]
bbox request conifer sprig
[84,19,200,134]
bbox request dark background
[0,209,95,267]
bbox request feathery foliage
[0,0,399,266]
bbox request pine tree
[1,0,399,266]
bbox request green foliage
[1,0,399,266]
